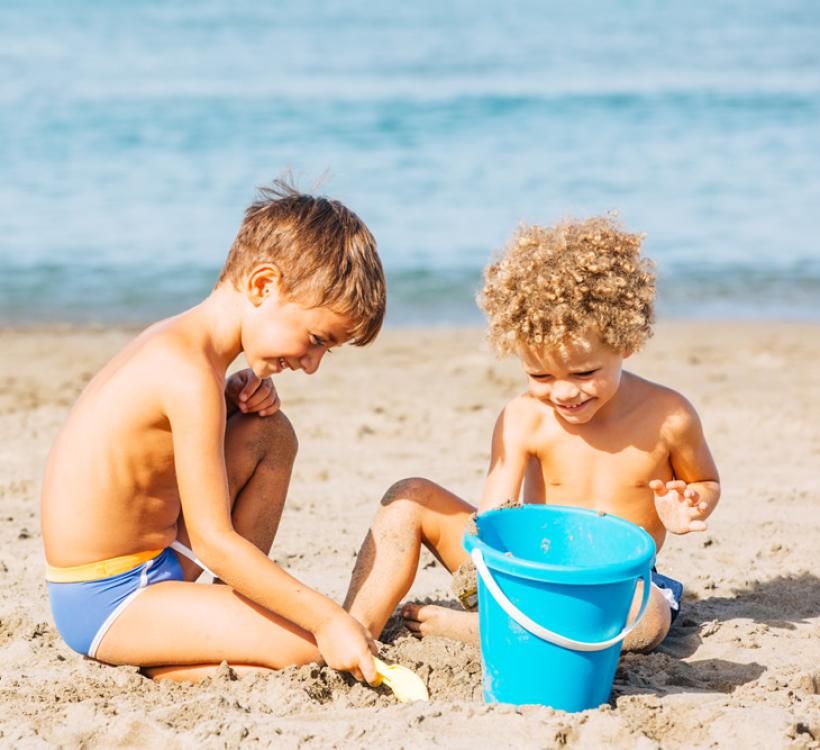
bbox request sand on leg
[343,478,477,640]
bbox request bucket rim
[463,504,656,585]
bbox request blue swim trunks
[47,545,186,658]
[651,568,683,624]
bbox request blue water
[2,1,820,325]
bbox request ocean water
[1,1,819,325]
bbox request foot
[401,603,480,646]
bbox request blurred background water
[1,0,819,326]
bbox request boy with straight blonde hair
[344,216,720,652]
[42,180,385,683]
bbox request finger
[689,520,708,532]
[360,656,378,685]
[259,393,281,417]
[244,388,274,411]
[239,374,261,402]
[698,501,708,512]
[649,480,666,494]
[349,666,364,682]
[666,480,687,491]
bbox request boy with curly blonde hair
[344,216,720,652]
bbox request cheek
[528,381,551,399]
[589,372,620,398]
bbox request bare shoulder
[151,326,224,409]
[495,392,551,446]
[625,372,703,438]
[120,318,225,417]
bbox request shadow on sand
[613,572,819,697]
[658,571,820,659]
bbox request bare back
[41,314,224,566]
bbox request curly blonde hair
[478,216,655,355]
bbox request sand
[0,321,818,749]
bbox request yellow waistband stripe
[45,548,165,583]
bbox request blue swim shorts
[47,546,185,658]
[651,568,683,624]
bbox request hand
[225,369,280,416]
[650,479,708,534]
[313,611,379,684]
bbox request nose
[551,380,580,403]
[299,347,326,375]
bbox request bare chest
[525,424,673,535]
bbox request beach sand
[1,322,818,749]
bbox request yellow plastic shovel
[373,657,429,702]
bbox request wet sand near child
[1,322,818,749]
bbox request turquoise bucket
[463,505,655,710]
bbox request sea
[1,1,819,326]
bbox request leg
[94,581,319,676]
[405,574,673,650]
[622,580,673,652]
[343,478,475,639]
[175,410,298,581]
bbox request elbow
[185,528,234,577]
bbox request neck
[592,369,633,423]
[186,284,246,372]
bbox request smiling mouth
[553,400,590,412]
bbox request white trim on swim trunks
[87,541,215,659]
[651,580,679,611]
[170,540,216,579]
[87,556,157,658]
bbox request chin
[556,406,598,425]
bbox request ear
[245,263,283,307]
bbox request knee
[380,477,437,508]
[247,410,298,464]
[623,585,672,653]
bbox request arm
[651,395,721,534]
[478,399,538,514]
[163,362,375,681]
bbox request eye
[528,373,552,381]
[575,369,599,378]
[311,335,333,352]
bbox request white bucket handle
[471,547,651,653]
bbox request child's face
[242,291,352,378]
[518,331,627,425]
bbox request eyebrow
[525,363,600,376]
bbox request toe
[401,603,424,620]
